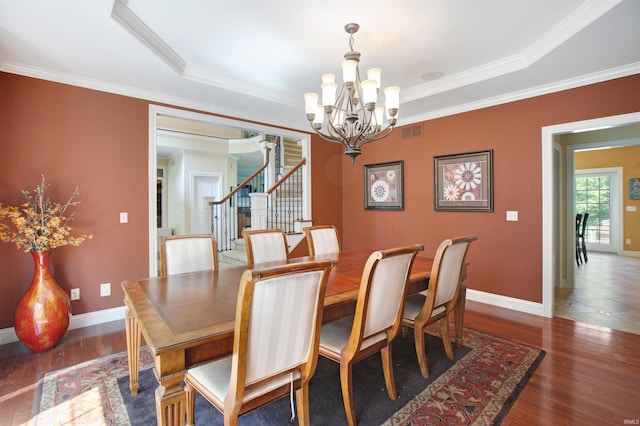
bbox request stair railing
[266,158,307,234]
[210,150,308,250]
[210,148,269,250]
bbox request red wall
[341,74,640,302]
[1,71,639,329]
[0,74,150,328]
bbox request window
[575,175,610,244]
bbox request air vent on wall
[401,124,423,139]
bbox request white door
[191,174,220,234]
[575,168,621,254]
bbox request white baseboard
[466,289,546,317]
[622,250,640,258]
[0,305,126,346]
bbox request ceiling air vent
[401,124,423,139]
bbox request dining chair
[402,235,477,378]
[303,225,341,256]
[184,259,336,426]
[579,212,589,263]
[242,229,289,265]
[575,213,583,266]
[318,244,424,426]
[159,233,219,276]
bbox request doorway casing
[541,111,640,318]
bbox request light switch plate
[506,211,519,221]
[100,283,111,297]
[119,212,128,223]
[626,206,637,212]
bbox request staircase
[218,238,248,268]
[214,137,310,268]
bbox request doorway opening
[148,105,312,276]
[541,111,640,319]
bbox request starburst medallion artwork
[434,150,493,212]
[364,161,404,210]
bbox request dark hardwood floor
[1,301,639,425]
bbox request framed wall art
[434,150,493,212]
[631,178,640,200]
[364,160,404,210]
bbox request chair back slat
[160,234,218,276]
[363,252,416,337]
[243,229,289,265]
[245,270,324,384]
[354,245,423,345]
[420,236,476,316]
[433,242,470,307]
[304,225,341,256]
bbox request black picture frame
[434,150,493,212]
[364,161,404,210]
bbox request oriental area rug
[32,327,544,425]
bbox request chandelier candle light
[304,23,400,163]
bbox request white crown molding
[401,55,528,102]
[2,58,639,133]
[399,62,640,126]
[402,0,623,103]
[111,1,299,108]
[0,61,294,128]
[183,64,300,108]
[524,0,623,64]
[110,0,186,75]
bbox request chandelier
[304,23,400,163]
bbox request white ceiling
[1,0,639,132]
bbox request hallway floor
[555,251,640,335]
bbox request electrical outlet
[119,212,128,223]
[100,282,111,297]
[70,288,80,300]
[506,211,519,221]
[626,238,632,244]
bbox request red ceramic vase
[14,251,71,352]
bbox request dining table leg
[125,306,141,395]
[155,374,187,426]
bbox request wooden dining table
[121,248,466,426]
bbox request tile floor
[555,251,640,335]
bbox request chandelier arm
[324,111,348,140]
[313,128,351,146]
[356,125,396,148]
